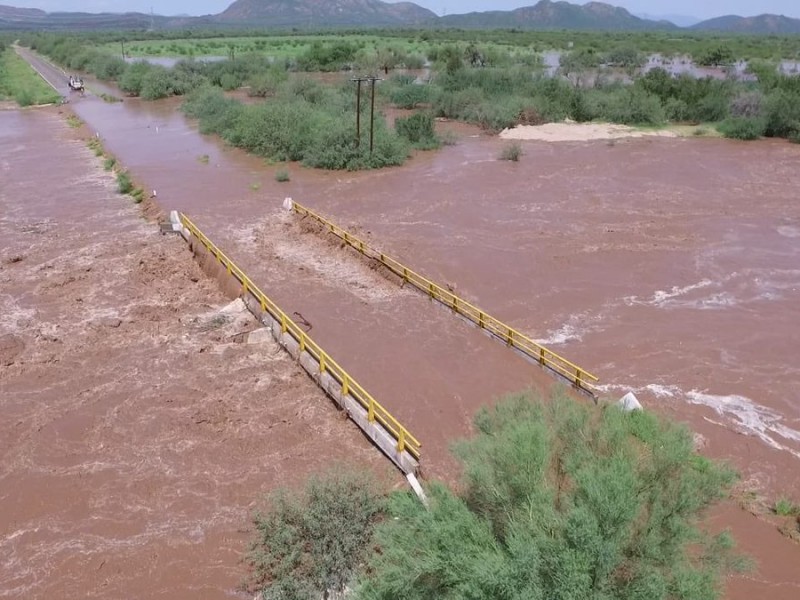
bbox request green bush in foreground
[246,469,384,600]
[357,393,744,600]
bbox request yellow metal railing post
[368,400,375,423]
[539,347,546,366]
[280,313,287,334]
[342,374,350,396]
[320,352,327,374]
[397,429,406,453]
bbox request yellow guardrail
[291,202,599,396]
[179,213,421,460]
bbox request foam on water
[535,321,584,345]
[626,269,800,310]
[686,390,800,459]
[625,279,714,308]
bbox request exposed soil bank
[0,109,390,599]
[500,121,679,142]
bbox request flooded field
[5,49,800,598]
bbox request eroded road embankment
[0,109,390,599]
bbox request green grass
[197,154,210,164]
[65,114,83,128]
[250,181,261,191]
[774,498,800,517]
[87,137,104,157]
[0,47,61,106]
[116,171,133,195]
[275,169,291,182]
[103,156,117,171]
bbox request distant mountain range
[1,0,800,34]
[637,12,700,28]
[218,0,435,27]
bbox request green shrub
[499,141,523,162]
[696,45,736,66]
[139,66,174,100]
[130,187,144,204]
[389,83,430,109]
[357,393,743,600]
[730,90,765,118]
[764,90,800,138]
[774,498,800,517]
[246,66,288,98]
[182,86,244,136]
[605,45,644,68]
[246,469,384,600]
[89,54,127,80]
[117,171,133,194]
[219,72,239,91]
[718,117,766,140]
[395,112,439,149]
[118,61,153,96]
[275,169,290,182]
[103,156,117,171]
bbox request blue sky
[8,1,800,20]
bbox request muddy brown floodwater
[0,109,392,598]
[7,50,800,598]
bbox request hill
[692,13,800,34]
[2,0,799,33]
[216,0,436,27]
[436,1,677,31]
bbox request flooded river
[8,48,800,598]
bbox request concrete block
[618,392,643,412]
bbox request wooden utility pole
[370,77,377,154]
[355,78,362,148]
[351,76,382,154]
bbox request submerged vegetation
[17,29,800,168]
[247,393,744,600]
[182,81,413,170]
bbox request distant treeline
[20,31,800,167]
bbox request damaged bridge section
[168,211,421,476]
